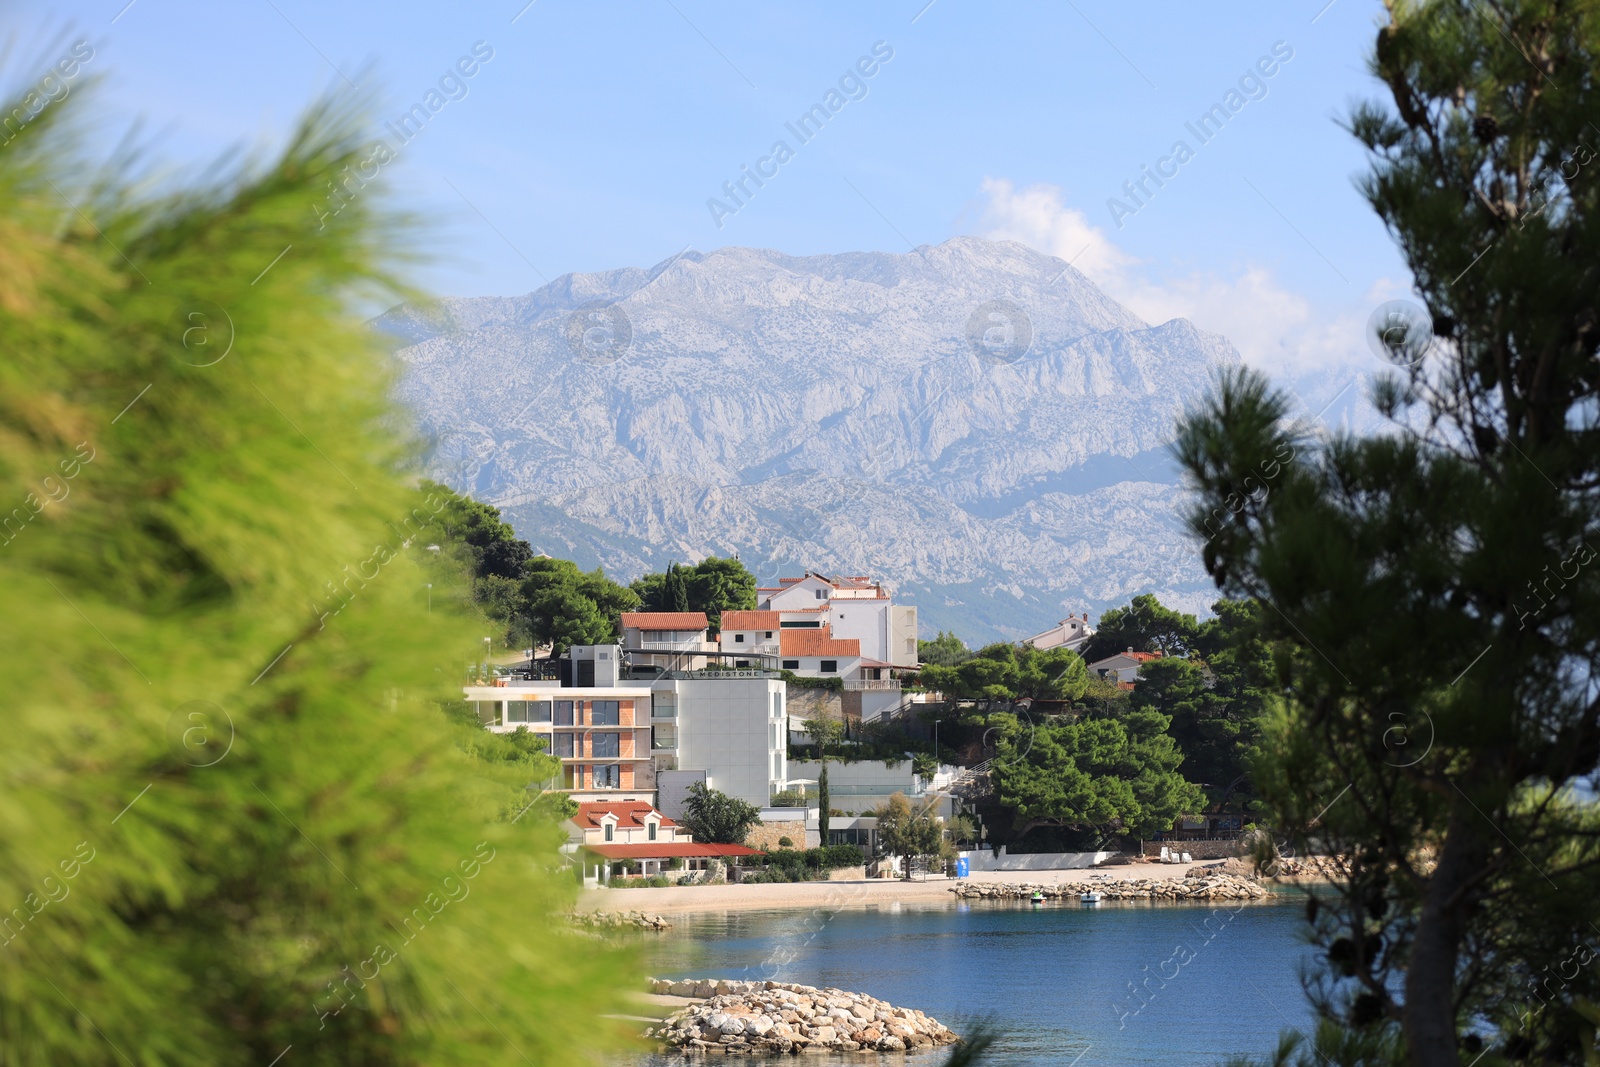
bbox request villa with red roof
[565,800,761,883]
[1086,648,1164,685]
[620,611,715,672]
[746,571,919,671]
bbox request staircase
[948,759,995,798]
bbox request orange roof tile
[720,610,782,630]
[574,802,678,830]
[620,611,708,630]
[779,627,861,657]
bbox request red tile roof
[720,610,782,630]
[620,612,708,630]
[1129,652,1163,662]
[582,842,761,859]
[573,802,678,830]
[779,627,861,657]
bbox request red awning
[581,842,762,860]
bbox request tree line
[412,481,757,655]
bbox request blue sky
[13,0,1412,382]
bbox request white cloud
[973,178,1387,382]
[977,177,1135,281]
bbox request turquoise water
[635,893,1317,1066]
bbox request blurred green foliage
[0,85,628,1064]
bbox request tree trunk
[1403,800,1488,1067]
[818,761,830,844]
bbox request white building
[463,667,656,804]
[756,572,919,669]
[1086,648,1163,684]
[621,611,716,671]
[650,671,789,809]
[1023,612,1095,653]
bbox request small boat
[1029,891,1045,905]
[1080,891,1104,904]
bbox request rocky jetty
[950,873,1267,901]
[570,910,672,930]
[645,979,959,1054]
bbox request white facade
[755,572,919,668]
[1024,613,1095,653]
[1086,649,1161,684]
[651,673,789,809]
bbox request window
[592,732,620,759]
[820,659,838,673]
[553,734,574,758]
[772,693,784,718]
[603,823,614,842]
[591,700,619,726]
[507,701,529,723]
[554,700,574,726]
[652,695,676,719]
[782,659,800,670]
[647,822,657,842]
[736,660,749,668]
[734,633,745,643]
[593,765,621,788]
[814,589,825,599]
[652,724,677,750]
[529,701,552,723]
[765,631,773,638]
[772,752,782,777]
[770,723,779,749]
[781,620,821,629]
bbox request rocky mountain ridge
[386,236,1236,641]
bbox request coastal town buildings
[1086,648,1163,685]
[563,800,761,883]
[755,572,919,669]
[469,644,791,810]
[620,610,715,671]
[1023,613,1096,653]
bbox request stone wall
[1141,839,1242,860]
[785,687,843,724]
[745,820,817,850]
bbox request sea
[629,891,1319,1066]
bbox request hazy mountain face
[384,236,1238,642]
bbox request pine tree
[0,85,627,1064]
[1175,4,1600,1064]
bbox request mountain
[383,236,1238,644]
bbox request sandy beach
[577,861,1266,916]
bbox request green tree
[683,556,756,630]
[917,643,1088,701]
[1080,593,1199,662]
[665,563,691,613]
[632,556,756,630]
[679,782,761,845]
[0,89,623,1065]
[521,557,638,657]
[871,792,945,879]
[1175,5,1600,1063]
[805,711,845,843]
[917,630,972,667]
[994,708,1203,841]
[416,479,533,582]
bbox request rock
[650,980,959,1055]
[947,873,1268,902]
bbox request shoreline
[578,861,1325,917]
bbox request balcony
[843,679,902,691]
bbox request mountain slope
[387,236,1236,642]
